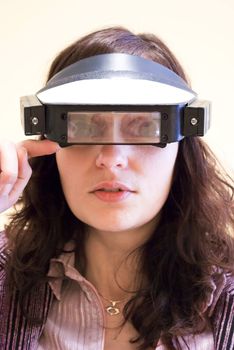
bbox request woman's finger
[0,141,18,187]
[0,141,19,210]
[0,139,60,213]
[18,139,60,158]
[0,184,13,197]
[8,147,32,204]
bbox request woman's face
[56,143,178,233]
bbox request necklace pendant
[106,305,120,315]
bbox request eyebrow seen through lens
[90,114,112,137]
[121,114,150,137]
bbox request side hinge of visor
[183,100,211,137]
[21,95,45,135]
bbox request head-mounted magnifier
[21,53,211,147]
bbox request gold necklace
[98,293,127,316]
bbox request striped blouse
[37,241,232,350]
[0,233,233,349]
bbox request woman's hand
[0,139,60,213]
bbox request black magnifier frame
[45,104,183,148]
[22,100,186,147]
[21,98,210,147]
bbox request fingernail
[55,144,61,152]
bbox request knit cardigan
[0,233,233,350]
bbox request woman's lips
[90,181,135,202]
[93,190,132,202]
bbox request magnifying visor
[21,53,211,147]
[67,110,161,144]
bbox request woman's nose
[95,145,129,170]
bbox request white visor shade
[67,111,161,144]
[37,79,195,105]
[36,53,196,106]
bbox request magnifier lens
[67,111,161,144]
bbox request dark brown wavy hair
[5,27,234,349]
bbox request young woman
[0,27,233,350]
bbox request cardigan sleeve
[0,231,54,350]
[211,273,234,350]
[0,231,8,277]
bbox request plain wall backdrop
[0,0,234,228]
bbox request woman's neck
[83,221,157,300]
